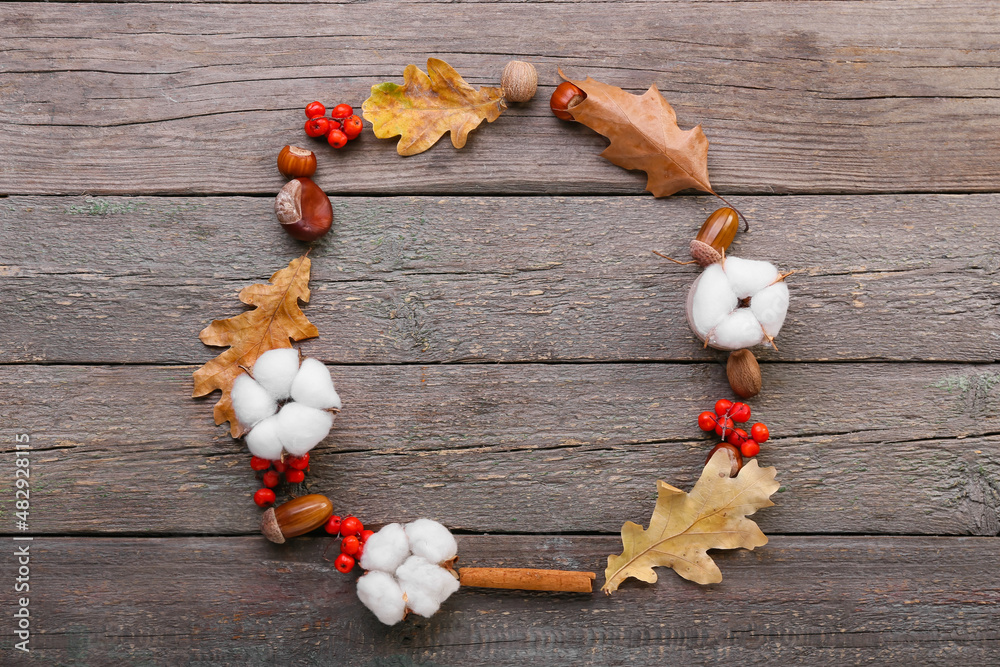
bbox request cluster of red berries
[303,101,363,149]
[697,399,770,458]
[251,453,311,507]
[324,514,373,573]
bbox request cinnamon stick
[458,567,595,593]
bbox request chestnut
[550,81,586,121]
[705,442,743,478]
[274,177,333,242]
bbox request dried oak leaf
[602,450,779,593]
[561,70,713,197]
[192,256,318,436]
[362,58,506,156]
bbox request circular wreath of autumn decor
[192,59,788,625]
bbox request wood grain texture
[2,1,998,195]
[2,362,997,536]
[2,194,997,364]
[5,535,998,665]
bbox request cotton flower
[359,523,410,574]
[395,555,460,618]
[356,571,407,626]
[230,352,341,460]
[404,518,458,564]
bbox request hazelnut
[501,61,538,103]
[276,145,317,179]
[706,442,743,478]
[727,349,762,398]
[261,494,334,544]
[275,177,333,242]
[550,81,586,121]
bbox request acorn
[727,349,762,398]
[690,207,740,267]
[261,494,334,544]
[500,61,538,103]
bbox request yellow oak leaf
[603,451,779,593]
[362,58,506,156]
[561,70,713,198]
[192,256,318,436]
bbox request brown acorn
[261,494,333,544]
[690,207,740,267]
[727,349,762,398]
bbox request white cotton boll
[404,519,458,564]
[275,402,333,456]
[710,309,765,350]
[360,523,411,574]
[687,264,738,338]
[395,556,460,618]
[231,374,277,430]
[750,282,790,338]
[251,348,300,401]
[290,358,342,411]
[356,571,407,626]
[724,257,779,299]
[245,415,283,460]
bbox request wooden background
[2,1,999,664]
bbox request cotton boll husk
[356,571,407,626]
[231,374,277,430]
[404,519,458,564]
[750,282,790,338]
[395,556,460,618]
[245,415,284,460]
[723,257,779,299]
[359,523,411,574]
[710,309,765,350]
[686,264,738,338]
[290,358,342,411]
[275,402,333,456]
[252,348,300,401]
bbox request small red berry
[341,535,361,556]
[261,470,280,488]
[355,544,364,561]
[714,416,734,438]
[726,428,749,447]
[751,423,770,443]
[328,119,342,132]
[360,529,374,544]
[340,516,363,537]
[253,488,276,507]
[324,515,342,535]
[305,101,326,119]
[305,116,331,138]
[740,439,760,457]
[729,402,751,423]
[250,456,271,472]
[342,115,363,139]
[327,129,348,149]
[714,399,733,416]
[285,468,305,484]
[273,460,287,474]
[330,103,353,119]
[334,553,355,573]
[697,411,718,432]
[288,453,310,470]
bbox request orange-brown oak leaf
[192,256,318,436]
[362,58,506,156]
[602,450,779,593]
[561,70,713,198]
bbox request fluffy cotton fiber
[290,358,342,411]
[356,571,407,626]
[395,555,460,618]
[404,519,458,564]
[244,414,283,460]
[360,523,410,574]
[251,348,300,401]
[231,374,277,429]
[275,402,333,457]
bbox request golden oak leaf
[362,58,506,156]
[602,451,779,593]
[562,71,713,197]
[192,256,318,436]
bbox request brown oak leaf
[362,58,506,156]
[603,450,779,593]
[192,256,318,436]
[561,70,713,197]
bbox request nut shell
[275,177,333,242]
[276,145,317,179]
[727,349,762,398]
[501,61,538,103]
[706,442,744,478]
[261,494,334,544]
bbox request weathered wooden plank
[1,1,998,195]
[8,535,999,665]
[2,363,997,535]
[2,194,997,364]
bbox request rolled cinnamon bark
[458,567,595,593]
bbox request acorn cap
[689,239,723,267]
[261,507,286,544]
